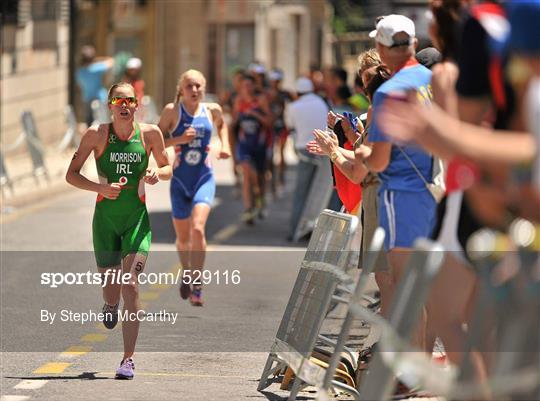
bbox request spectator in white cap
[123,57,145,103]
[248,62,267,94]
[357,15,437,348]
[284,77,329,240]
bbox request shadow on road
[5,372,107,381]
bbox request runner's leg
[173,217,192,271]
[173,217,193,299]
[240,161,253,212]
[387,247,426,351]
[189,203,211,306]
[189,174,215,280]
[98,265,122,306]
[120,252,147,360]
[426,253,476,363]
[190,203,211,278]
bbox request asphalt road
[0,156,317,401]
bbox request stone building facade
[2,0,70,146]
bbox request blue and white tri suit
[169,103,215,219]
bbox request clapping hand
[306,140,325,156]
[313,129,339,156]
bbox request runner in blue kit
[158,69,231,306]
[232,74,272,224]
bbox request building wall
[252,1,332,91]
[1,0,70,149]
[157,1,209,105]
[69,0,331,111]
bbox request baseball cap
[416,47,442,69]
[295,77,314,94]
[369,14,415,47]
[269,69,283,81]
[248,63,266,74]
[126,57,142,70]
[507,0,540,55]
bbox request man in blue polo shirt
[76,45,114,127]
[357,14,436,317]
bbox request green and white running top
[96,123,149,209]
[93,123,151,268]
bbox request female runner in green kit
[66,82,171,380]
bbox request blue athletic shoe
[115,358,135,380]
[190,286,204,307]
[102,303,119,330]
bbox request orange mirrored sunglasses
[109,96,137,106]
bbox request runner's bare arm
[379,96,536,164]
[231,97,241,126]
[66,126,99,191]
[242,96,272,128]
[208,103,231,159]
[66,126,121,199]
[428,107,536,164]
[256,96,273,129]
[144,125,172,181]
[457,96,491,125]
[158,103,194,147]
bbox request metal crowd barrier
[313,220,539,401]
[1,107,80,194]
[345,239,445,401]
[281,227,386,401]
[138,95,160,124]
[91,100,111,125]
[317,227,385,399]
[257,210,359,399]
[0,151,13,194]
[292,158,334,243]
[451,220,540,401]
[20,110,49,183]
[57,105,80,151]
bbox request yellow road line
[149,283,171,290]
[80,333,108,342]
[139,291,160,301]
[94,323,110,331]
[60,345,93,356]
[211,222,241,244]
[33,362,72,374]
[169,265,182,274]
